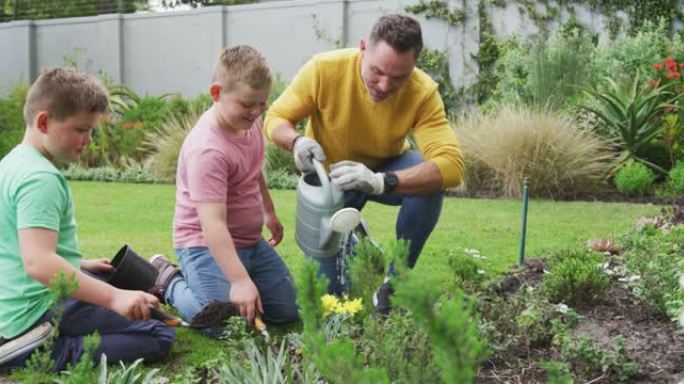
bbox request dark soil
[478,258,684,384]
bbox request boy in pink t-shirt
[150,46,298,336]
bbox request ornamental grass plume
[454,105,614,198]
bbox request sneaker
[0,322,54,365]
[149,255,180,304]
[372,278,394,317]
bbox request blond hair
[24,67,108,124]
[212,45,272,91]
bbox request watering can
[295,160,361,259]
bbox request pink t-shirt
[173,108,265,249]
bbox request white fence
[1,0,619,99]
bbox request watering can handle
[312,159,334,206]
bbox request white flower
[556,303,569,314]
[477,269,486,275]
[464,248,482,258]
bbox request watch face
[384,172,399,192]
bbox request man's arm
[196,202,262,322]
[392,161,444,194]
[409,87,464,191]
[264,57,319,150]
[19,228,158,320]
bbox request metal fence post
[518,177,529,266]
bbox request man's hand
[330,160,384,195]
[80,258,115,274]
[292,136,325,173]
[110,289,159,321]
[230,277,263,324]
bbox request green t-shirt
[0,144,81,339]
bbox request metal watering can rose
[295,159,360,259]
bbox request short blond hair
[24,67,108,124]
[213,45,272,91]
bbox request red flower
[674,72,682,78]
[654,63,664,71]
[680,63,684,69]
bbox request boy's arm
[196,202,263,323]
[259,171,283,246]
[19,228,159,321]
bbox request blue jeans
[0,299,175,372]
[313,150,444,295]
[166,239,298,338]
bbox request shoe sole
[0,322,54,365]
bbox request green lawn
[72,181,660,280]
[5,181,663,380]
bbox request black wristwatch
[383,172,399,194]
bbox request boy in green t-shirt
[0,68,174,371]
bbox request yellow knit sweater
[264,48,464,187]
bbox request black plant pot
[107,245,158,291]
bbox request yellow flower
[321,294,339,317]
[339,297,363,316]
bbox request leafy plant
[25,272,80,375]
[668,161,684,193]
[543,248,610,307]
[358,312,440,383]
[392,238,487,384]
[0,84,28,159]
[295,259,389,383]
[614,160,654,195]
[455,106,614,198]
[553,332,637,383]
[348,237,386,312]
[541,360,573,384]
[581,72,678,175]
[622,226,684,320]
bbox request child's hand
[264,212,284,246]
[80,258,115,274]
[229,277,263,324]
[111,289,159,321]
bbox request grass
[7,181,662,380]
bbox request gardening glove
[292,136,326,173]
[330,160,384,195]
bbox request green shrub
[393,272,487,384]
[668,161,684,194]
[266,168,298,190]
[454,106,614,198]
[622,226,684,320]
[348,238,386,313]
[359,312,439,383]
[489,28,593,110]
[63,164,162,184]
[614,161,654,195]
[0,84,28,159]
[264,143,297,176]
[543,248,610,307]
[143,107,200,182]
[117,96,170,161]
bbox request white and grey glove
[292,136,326,173]
[329,160,384,195]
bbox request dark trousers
[0,298,175,372]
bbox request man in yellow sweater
[264,14,464,314]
